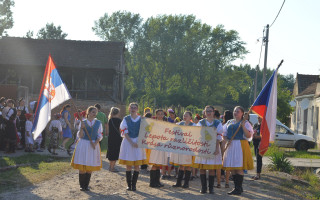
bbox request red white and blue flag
[251,62,282,156]
[32,55,71,139]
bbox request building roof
[296,73,320,95]
[0,36,125,70]
[296,82,318,97]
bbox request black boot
[85,173,91,191]
[131,171,139,191]
[155,169,164,187]
[238,174,244,193]
[228,175,241,195]
[182,170,191,188]
[126,171,132,191]
[79,173,86,191]
[208,175,214,194]
[149,170,157,187]
[200,174,207,193]
[173,170,184,187]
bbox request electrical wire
[270,0,286,28]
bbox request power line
[270,0,286,28]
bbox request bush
[269,150,294,174]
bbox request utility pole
[254,65,259,99]
[262,24,269,87]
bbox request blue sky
[7,0,320,76]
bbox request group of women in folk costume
[70,102,253,196]
[117,103,253,195]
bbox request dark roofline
[0,36,126,70]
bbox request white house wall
[292,97,320,145]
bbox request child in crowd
[24,113,34,152]
[34,133,43,152]
[67,110,86,155]
[48,113,63,155]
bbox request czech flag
[32,55,71,139]
[251,61,282,156]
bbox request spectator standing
[17,98,29,148]
[0,97,6,151]
[48,113,63,155]
[95,104,108,136]
[252,116,262,180]
[24,113,34,152]
[4,99,18,153]
[106,107,122,172]
[60,104,72,150]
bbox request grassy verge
[250,144,320,159]
[278,169,320,199]
[0,155,71,194]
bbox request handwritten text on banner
[138,118,217,158]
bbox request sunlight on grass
[0,156,71,194]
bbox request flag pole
[224,60,284,152]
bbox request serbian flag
[251,61,282,156]
[32,55,71,139]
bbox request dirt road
[0,153,303,200]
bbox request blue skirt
[62,125,72,138]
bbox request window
[316,107,319,130]
[276,125,287,134]
[297,106,301,122]
[311,106,314,126]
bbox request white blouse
[196,120,223,141]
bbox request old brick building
[0,36,126,104]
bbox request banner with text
[138,118,217,158]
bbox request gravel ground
[0,153,303,200]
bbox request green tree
[25,30,33,38]
[92,11,142,48]
[36,23,68,39]
[277,76,294,125]
[93,12,249,108]
[0,0,14,36]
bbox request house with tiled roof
[0,36,126,103]
[291,73,320,144]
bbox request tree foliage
[36,23,68,39]
[92,11,142,48]
[93,11,294,117]
[0,0,14,36]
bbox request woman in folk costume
[221,110,233,188]
[119,102,147,191]
[222,106,254,195]
[193,105,223,194]
[148,109,167,188]
[71,106,103,191]
[171,111,194,188]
